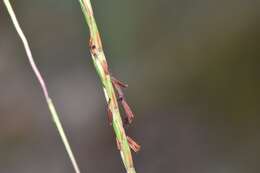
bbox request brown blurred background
[0,0,260,173]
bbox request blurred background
[0,0,259,173]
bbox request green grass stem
[78,1,138,173]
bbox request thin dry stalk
[3,1,81,173]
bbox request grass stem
[3,1,81,172]
[78,1,138,172]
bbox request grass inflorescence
[78,0,140,173]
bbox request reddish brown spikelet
[121,99,134,124]
[116,139,121,150]
[88,38,97,56]
[112,81,124,100]
[127,136,141,152]
[111,77,128,88]
[107,108,113,125]
[101,60,110,75]
[107,100,113,125]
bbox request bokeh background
[0,0,259,173]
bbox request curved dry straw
[78,1,140,173]
[3,1,81,173]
